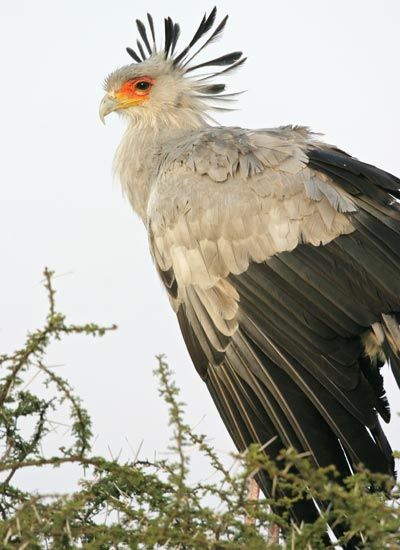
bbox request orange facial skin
[116,76,155,101]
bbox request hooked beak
[99,94,120,124]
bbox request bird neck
[114,109,208,222]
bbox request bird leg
[245,477,260,525]
[245,478,280,543]
[268,522,280,544]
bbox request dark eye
[136,81,150,91]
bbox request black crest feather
[136,40,146,61]
[164,17,172,56]
[182,15,228,68]
[126,46,142,63]
[147,13,156,46]
[125,7,245,107]
[186,51,242,73]
[171,23,180,54]
[188,7,217,48]
[136,19,152,55]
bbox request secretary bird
[99,7,400,533]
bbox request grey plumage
[100,7,400,535]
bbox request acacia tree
[0,270,398,549]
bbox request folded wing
[148,126,400,506]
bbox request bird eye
[135,81,150,91]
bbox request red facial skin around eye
[118,77,155,99]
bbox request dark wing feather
[175,239,397,524]
[307,147,400,386]
[308,148,400,201]
[206,363,317,525]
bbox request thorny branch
[0,270,398,549]
[0,269,116,503]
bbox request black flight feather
[308,149,400,201]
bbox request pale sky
[1,0,399,493]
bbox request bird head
[99,8,245,127]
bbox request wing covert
[148,126,356,297]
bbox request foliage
[0,270,399,549]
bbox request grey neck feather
[114,108,208,222]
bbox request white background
[1,0,399,492]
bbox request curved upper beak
[99,93,120,124]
